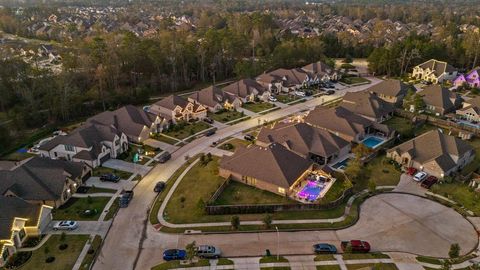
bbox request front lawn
[243,102,276,113]
[346,263,397,270]
[208,110,245,123]
[218,138,250,152]
[86,187,116,194]
[117,144,160,165]
[275,94,298,104]
[214,181,294,205]
[430,182,480,215]
[151,259,210,270]
[104,198,120,221]
[19,235,89,270]
[260,256,289,263]
[365,156,401,187]
[92,166,133,180]
[314,254,335,261]
[163,121,211,140]
[316,266,341,270]
[53,197,111,221]
[339,76,370,85]
[342,253,389,260]
[151,134,181,145]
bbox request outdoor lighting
[441,173,445,177]
[73,183,77,187]
[420,166,424,170]
[67,189,71,193]
[275,226,280,261]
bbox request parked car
[158,152,171,163]
[211,141,219,147]
[100,173,120,183]
[325,84,335,89]
[205,128,217,137]
[244,134,255,141]
[421,176,438,189]
[154,181,166,193]
[305,90,313,96]
[326,90,335,95]
[119,190,134,208]
[53,220,78,231]
[203,117,214,124]
[406,167,417,176]
[196,245,222,258]
[163,249,187,261]
[294,91,306,97]
[268,96,277,102]
[313,243,337,254]
[413,172,428,182]
[341,240,370,253]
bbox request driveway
[46,221,112,238]
[85,177,135,190]
[102,159,151,176]
[394,174,427,196]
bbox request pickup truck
[119,190,134,208]
[341,240,370,253]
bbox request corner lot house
[39,123,128,168]
[412,59,458,84]
[302,61,338,82]
[188,86,242,112]
[0,196,52,267]
[457,96,480,122]
[419,85,462,116]
[219,144,313,196]
[304,106,394,143]
[0,157,89,207]
[149,95,207,123]
[453,68,480,88]
[256,68,312,93]
[387,130,474,178]
[340,91,395,122]
[256,122,350,165]
[222,79,270,102]
[366,79,409,106]
[87,105,167,143]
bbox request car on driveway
[154,181,166,193]
[406,167,417,176]
[53,220,78,231]
[413,172,428,182]
[163,249,187,261]
[341,240,370,253]
[244,134,255,141]
[203,117,214,124]
[421,176,438,189]
[100,173,120,183]
[294,91,306,97]
[313,243,337,254]
[196,245,221,258]
[269,96,277,102]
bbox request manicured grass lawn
[214,181,294,205]
[321,175,350,203]
[104,198,120,221]
[79,235,102,270]
[260,256,289,263]
[346,263,397,270]
[365,156,401,186]
[218,138,251,152]
[461,138,480,175]
[151,259,210,270]
[339,76,370,85]
[261,267,291,270]
[152,134,181,145]
[53,197,111,221]
[86,187,116,194]
[217,258,234,265]
[163,121,211,140]
[19,235,89,270]
[316,266,341,270]
[342,253,389,260]
[243,102,276,113]
[208,110,245,123]
[314,254,336,261]
[2,151,35,161]
[118,144,160,165]
[92,166,133,180]
[383,116,437,141]
[430,182,480,215]
[275,94,298,104]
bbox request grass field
[53,197,110,221]
[346,263,397,270]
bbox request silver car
[53,220,78,231]
[196,245,221,258]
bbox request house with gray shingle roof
[256,68,313,94]
[302,61,338,82]
[188,86,242,112]
[366,79,409,106]
[150,95,207,123]
[418,85,462,115]
[0,196,52,268]
[456,96,480,122]
[387,130,474,178]
[412,59,458,84]
[340,91,395,122]
[222,79,270,103]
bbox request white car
[268,96,277,102]
[53,220,78,231]
[413,172,427,182]
[294,91,306,97]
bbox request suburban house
[0,196,52,267]
[188,86,242,112]
[418,85,463,116]
[456,96,480,122]
[366,79,409,106]
[87,105,167,143]
[302,61,338,82]
[256,68,313,93]
[222,79,270,103]
[453,68,480,88]
[412,59,458,84]
[219,143,314,196]
[38,123,128,168]
[387,130,474,178]
[304,106,394,143]
[256,122,351,165]
[150,95,207,124]
[339,91,395,122]
[0,157,89,208]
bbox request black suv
[100,173,120,182]
[154,182,166,193]
[158,152,171,163]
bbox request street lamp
[275,226,279,261]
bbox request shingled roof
[340,91,394,120]
[153,95,190,111]
[417,59,457,77]
[0,196,43,239]
[419,85,460,112]
[222,79,267,98]
[366,79,409,98]
[257,68,311,86]
[302,61,334,76]
[189,86,238,108]
[220,144,313,189]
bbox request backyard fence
[205,187,354,215]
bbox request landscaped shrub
[45,256,55,263]
[58,243,68,250]
[5,251,32,268]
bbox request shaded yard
[53,197,111,221]
[208,110,245,123]
[365,156,401,186]
[383,116,437,141]
[214,181,294,205]
[243,102,276,113]
[163,121,211,140]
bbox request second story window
[65,145,74,152]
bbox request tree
[185,241,197,263]
[352,144,371,159]
[448,243,460,258]
[231,215,240,230]
[263,214,273,229]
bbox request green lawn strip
[18,235,89,270]
[86,187,116,194]
[339,77,370,85]
[259,106,281,115]
[416,256,441,265]
[288,98,307,105]
[92,166,133,180]
[149,155,202,224]
[314,254,336,261]
[217,138,250,152]
[104,198,120,221]
[217,258,234,265]
[2,151,35,161]
[342,253,390,260]
[243,102,276,113]
[260,256,289,263]
[151,259,210,270]
[416,254,476,265]
[276,95,298,104]
[316,266,341,270]
[208,110,245,123]
[260,267,291,270]
[79,235,102,270]
[163,121,211,140]
[227,116,251,125]
[213,181,294,205]
[151,134,180,145]
[53,197,111,221]
[346,263,397,270]
[430,182,480,215]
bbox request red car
[341,240,370,253]
[421,176,438,189]
[407,167,417,176]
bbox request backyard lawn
[214,181,294,205]
[383,116,438,141]
[208,110,245,123]
[462,138,480,175]
[163,121,211,140]
[218,138,250,152]
[92,166,133,180]
[53,197,111,221]
[243,102,276,113]
[431,182,480,215]
[18,235,89,270]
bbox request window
[278,187,286,194]
[64,145,74,152]
[2,248,9,261]
[18,228,26,240]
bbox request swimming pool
[362,136,385,149]
[297,181,323,201]
[332,158,351,170]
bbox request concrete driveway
[394,174,427,196]
[46,221,112,238]
[85,177,135,190]
[102,159,151,176]
[143,138,180,153]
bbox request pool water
[362,136,384,149]
[297,181,323,201]
[332,158,350,170]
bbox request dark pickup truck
[158,152,171,163]
[341,240,370,253]
[119,190,134,208]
